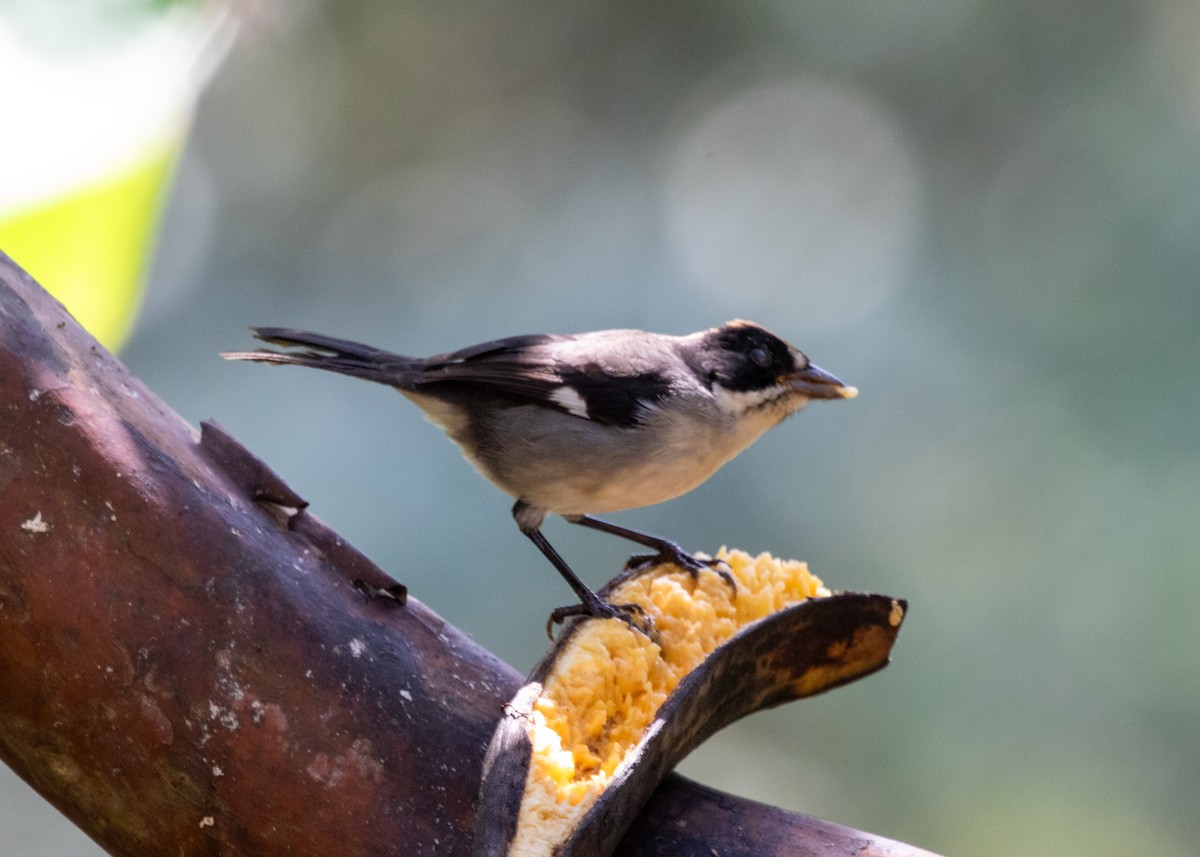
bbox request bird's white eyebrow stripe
[550,386,590,418]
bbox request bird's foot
[546,600,658,643]
[624,542,738,596]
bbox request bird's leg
[512,502,655,639]
[564,514,737,595]
[522,530,656,639]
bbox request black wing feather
[416,333,566,408]
[417,333,670,428]
[555,364,671,427]
[234,328,671,428]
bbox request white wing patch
[550,385,590,419]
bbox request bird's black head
[686,320,856,416]
[699,320,800,392]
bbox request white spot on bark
[21,512,49,533]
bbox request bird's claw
[546,600,659,643]
[624,545,738,596]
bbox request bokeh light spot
[663,76,922,329]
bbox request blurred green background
[3,1,1199,855]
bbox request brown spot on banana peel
[473,550,906,857]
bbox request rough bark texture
[0,252,936,857]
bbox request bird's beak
[786,363,858,399]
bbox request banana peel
[474,549,907,857]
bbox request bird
[223,320,856,634]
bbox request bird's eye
[749,346,771,368]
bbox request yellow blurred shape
[0,139,178,352]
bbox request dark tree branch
[0,252,936,857]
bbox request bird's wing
[417,334,672,428]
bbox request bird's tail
[222,327,424,389]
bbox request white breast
[488,397,792,516]
[402,383,803,519]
